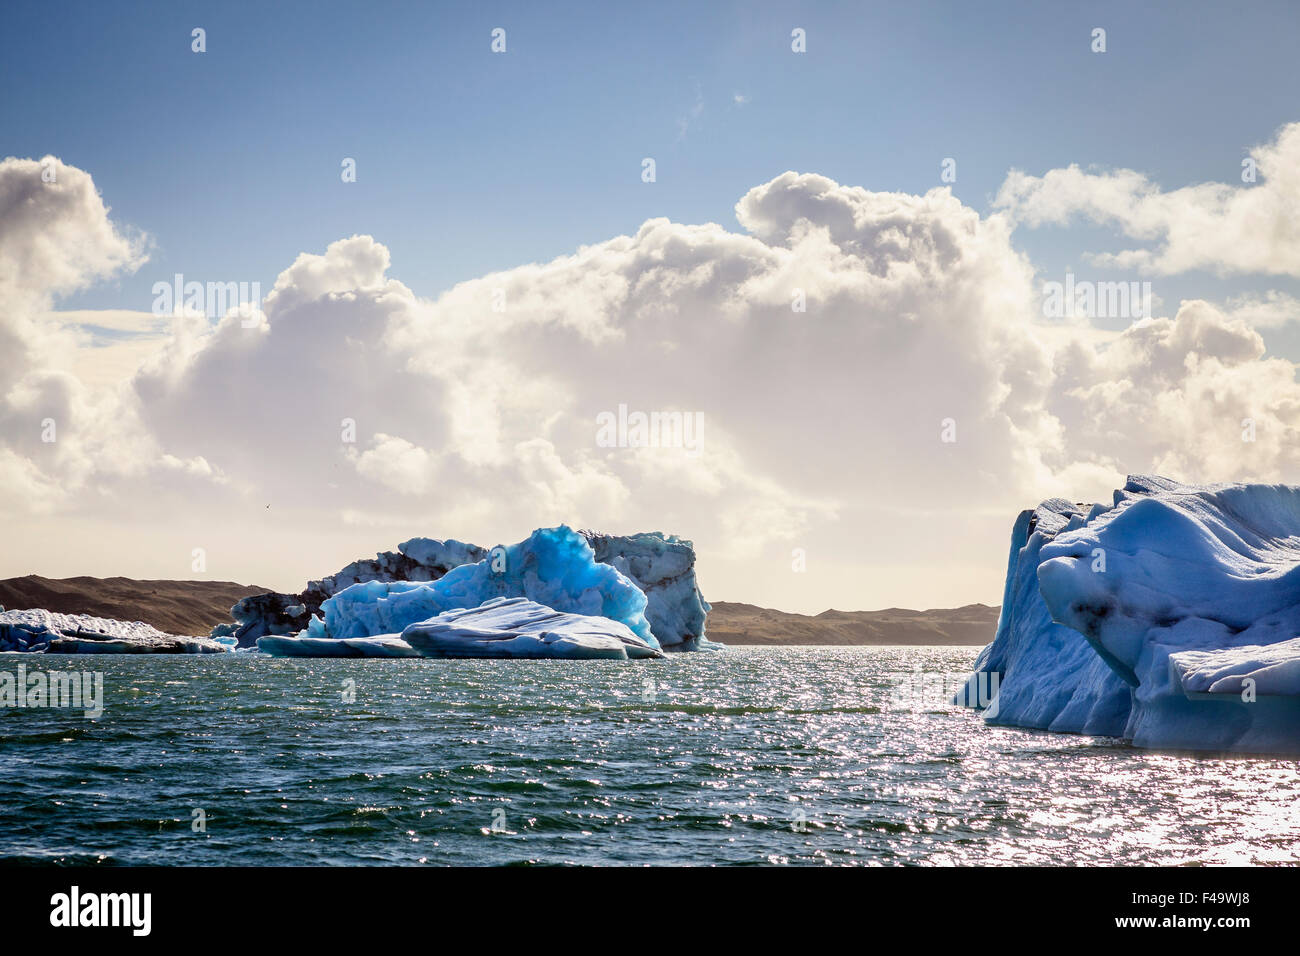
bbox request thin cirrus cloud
[2,124,1300,611]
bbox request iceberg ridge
[401,597,663,660]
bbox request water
[1,646,1297,866]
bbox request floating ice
[310,526,657,645]
[401,597,663,660]
[258,598,662,661]
[222,529,713,649]
[960,476,1300,753]
[0,609,229,654]
[256,526,677,659]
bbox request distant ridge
[706,601,999,645]
[0,576,999,645]
[0,575,267,637]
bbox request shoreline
[0,575,998,648]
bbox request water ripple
[0,647,1297,865]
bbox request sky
[3,0,1300,613]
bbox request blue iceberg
[313,526,655,644]
[257,526,671,659]
[960,476,1300,754]
[224,529,712,650]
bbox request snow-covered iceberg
[960,476,1300,754]
[306,526,656,644]
[223,528,713,650]
[0,609,230,654]
[256,527,681,660]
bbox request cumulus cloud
[6,144,1300,610]
[994,122,1300,277]
[1047,300,1300,483]
[0,156,218,520]
[0,156,144,303]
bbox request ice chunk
[395,537,485,571]
[402,597,663,659]
[1171,638,1300,697]
[319,526,658,647]
[258,598,663,660]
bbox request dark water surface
[1,646,1297,865]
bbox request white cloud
[348,433,441,494]
[7,144,1300,610]
[994,122,1300,277]
[0,156,217,518]
[1046,299,1300,484]
[0,156,145,303]
[1220,291,1300,330]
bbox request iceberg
[401,597,663,659]
[222,529,713,649]
[0,609,229,654]
[311,526,657,645]
[959,476,1300,753]
[256,527,681,660]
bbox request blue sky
[5,0,1299,323]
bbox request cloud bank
[4,125,1300,611]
